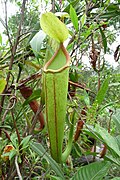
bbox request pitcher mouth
[43,43,70,73]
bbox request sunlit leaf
[0,34,2,44]
[81,14,86,28]
[0,78,7,93]
[95,124,120,157]
[30,30,46,57]
[70,5,78,31]
[40,12,69,42]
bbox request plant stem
[61,111,75,162]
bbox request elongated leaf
[111,177,120,180]
[105,155,120,166]
[0,125,12,130]
[73,142,82,157]
[50,176,63,180]
[95,77,109,105]
[0,33,2,44]
[20,135,32,149]
[116,135,120,149]
[30,142,65,179]
[71,161,111,180]
[30,30,46,57]
[109,82,120,87]
[84,90,90,106]
[98,102,117,114]
[81,14,86,28]
[10,133,18,148]
[63,0,79,13]
[0,78,7,93]
[112,109,120,131]
[70,5,78,31]
[99,27,107,54]
[95,124,120,157]
[40,12,69,42]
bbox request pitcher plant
[41,12,74,163]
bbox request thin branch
[29,105,45,134]
[69,80,92,92]
[0,0,27,115]
[15,156,23,180]
[17,71,42,88]
[4,0,13,48]
[0,17,6,29]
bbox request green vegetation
[0,0,120,179]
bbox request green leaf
[30,30,46,57]
[112,109,120,131]
[84,90,90,106]
[0,78,7,93]
[20,135,32,149]
[98,102,117,114]
[63,0,79,13]
[116,135,120,149]
[107,4,119,11]
[95,124,120,157]
[109,82,120,87]
[40,12,69,43]
[0,34,2,44]
[99,27,107,53]
[10,133,18,148]
[81,14,86,28]
[0,125,12,130]
[70,5,78,31]
[74,142,82,157]
[49,176,63,180]
[30,142,65,179]
[23,89,41,107]
[95,77,110,105]
[105,155,120,166]
[71,161,111,180]
[9,149,16,160]
[111,177,120,180]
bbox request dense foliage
[0,0,120,179]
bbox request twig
[69,80,92,92]
[15,156,23,180]
[4,0,13,48]
[0,95,17,111]
[51,0,55,12]
[29,105,45,134]
[18,71,42,88]
[0,0,27,116]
